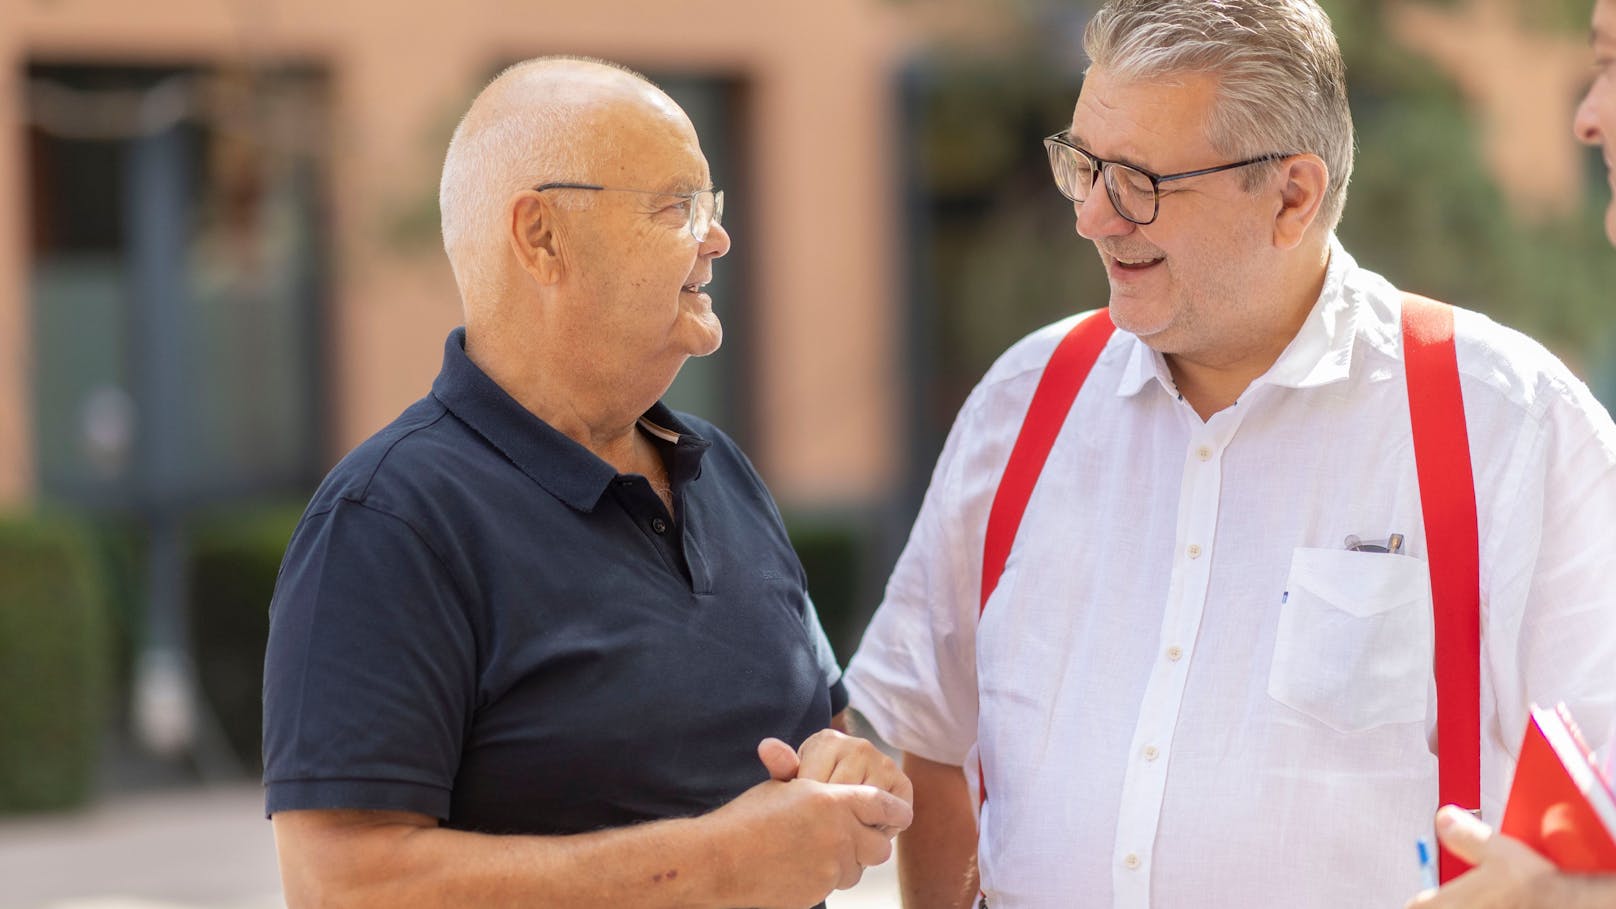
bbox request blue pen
[1416,837,1440,892]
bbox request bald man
[261,57,911,909]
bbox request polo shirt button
[1186,543,1202,559]
[1196,445,1212,461]
[1166,645,1184,661]
[1143,745,1159,761]
[1124,853,1141,870]
[651,517,668,534]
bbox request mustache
[1098,244,1165,260]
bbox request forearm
[898,752,979,909]
[275,810,742,909]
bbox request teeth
[1116,256,1158,265]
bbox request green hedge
[0,514,110,812]
[188,505,303,772]
[785,514,882,664]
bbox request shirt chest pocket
[1267,547,1434,734]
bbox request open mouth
[1109,254,1165,272]
[681,281,708,294]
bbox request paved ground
[0,784,899,909]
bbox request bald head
[438,57,691,308]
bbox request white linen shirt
[844,239,1616,908]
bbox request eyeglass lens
[691,190,725,241]
[1045,143,1156,223]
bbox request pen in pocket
[1344,531,1406,554]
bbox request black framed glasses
[1043,133,1291,225]
[533,182,725,241]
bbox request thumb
[849,786,916,832]
[1433,804,1493,865]
[757,737,800,781]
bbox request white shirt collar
[1114,234,1360,399]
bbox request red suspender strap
[1401,294,1481,885]
[977,309,1116,811]
[971,300,1479,889]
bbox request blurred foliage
[907,50,1103,434]
[188,503,304,771]
[0,513,111,813]
[1404,0,1594,32]
[1326,0,1616,368]
[785,512,881,662]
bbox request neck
[1165,242,1331,421]
[464,318,665,474]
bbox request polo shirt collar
[1114,234,1359,398]
[430,327,708,513]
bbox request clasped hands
[716,727,912,906]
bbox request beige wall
[0,0,909,509]
[0,10,28,507]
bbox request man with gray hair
[844,1,1616,906]
[262,56,911,908]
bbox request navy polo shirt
[263,327,847,835]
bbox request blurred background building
[1,0,1613,903]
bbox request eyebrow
[659,177,711,195]
[1066,132,1157,174]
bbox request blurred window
[27,63,331,509]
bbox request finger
[1406,869,1489,909]
[1433,804,1493,865]
[835,860,866,892]
[757,737,800,781]
[859,755,909,799]
[827,751,870,787]
[847,785,915,832]
[852,821,896,868]
[796,730,846,783]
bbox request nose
[1074,179,1136,241]
[1574,79,1603,147]
[701,219,732,259]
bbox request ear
[1271,153,1328,250]
[507,190,565,286]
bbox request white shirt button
[1124,853,1141,870]
[1196,445,1212,461]
[1143,745,1159,761]
[1166,645,1184,661]
[1187,543,1202,559]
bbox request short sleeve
[262,498,476,820]
[843,398,985,766]
[800,593,848,715]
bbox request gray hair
[438,56,648,302]
[1084,0,1354,231]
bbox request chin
[1107,296,1172,340]
[687,320,723,358]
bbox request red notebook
[1499,702,1616,872]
